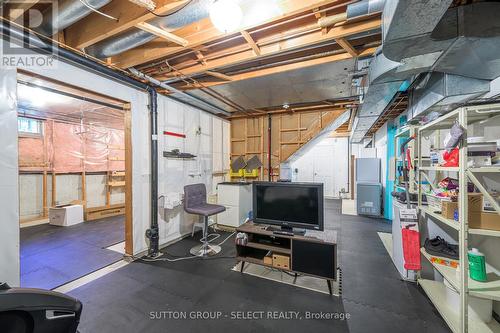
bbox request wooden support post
[42,171,48,217]
[51,172,56,206]
[82,171,87,210]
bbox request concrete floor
[65,200,451,333]
[20,215,125,290]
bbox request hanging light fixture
[209,0,243,33]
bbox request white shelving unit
[416,104,500,333]
[393,125,419,194]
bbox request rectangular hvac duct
[407,72,490,122]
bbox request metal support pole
[268,114,272,182]
[146,87,159,257]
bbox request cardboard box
[263,251,273,265]
[441,201,458,219]
[272,254,290,269]
[469,211,500,231]
[440,194,482,220]
[49,204,84,227]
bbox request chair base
[190,243,222,257]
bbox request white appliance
[392,201,417,281]
[49,205,84,227]
[217,183,252,228]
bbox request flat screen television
[252,182,324,232]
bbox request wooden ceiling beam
[205,71,234,81]
[153,17,381,80]
[194,50,207,66]
[228,107,346,119]
[111,0,351,68]
[176,46,377,90]
[335,37,358,57]
[135,22,189,46]
[64,0,189,49]
[241,31,261,56]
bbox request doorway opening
[17,72,133,290]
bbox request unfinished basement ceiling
[186,58,356,112]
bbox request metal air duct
[37,0,112,36]
[407,72,489,122]
[383,1,500,81]
[86,0,213,59]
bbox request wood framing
[65,0,190,49]
[146,17,381,80]
[135,22,189,46]
[230,108,347,180]
[205,71,234,81]
[111,0,356,68]
[176,47,377,90]
[241,31,261,56]
[335,38,358,57]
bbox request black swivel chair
[0,282,82,333]
[184,184,226,257]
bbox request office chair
[184,183,226,257]
[0,282,82,333]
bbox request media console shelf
[236,221,337,295]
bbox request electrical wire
[78,0,119,21]
[140,231,236,262]
[147,0,194,17]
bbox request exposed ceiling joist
[65,0,189,49]
[194,50,207,66]
[135,22,189,46]
[205,71,234,81]
[176,47,377,90]
[153,17,381,80]
[241,30,261,56]
[335,37,358,57]
[111,0,352,68]
[229,106,347,119]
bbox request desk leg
[240,261,245,273]
[327,280,332,295]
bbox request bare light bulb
[209,0,243,33]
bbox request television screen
[253,182,323,230]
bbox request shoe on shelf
[424,236,459,260]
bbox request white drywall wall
[156,95,230,245]
[290,137,349,198]
[0,68,20,286]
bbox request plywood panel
[230,109,345,180]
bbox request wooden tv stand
[235,221,337,295]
